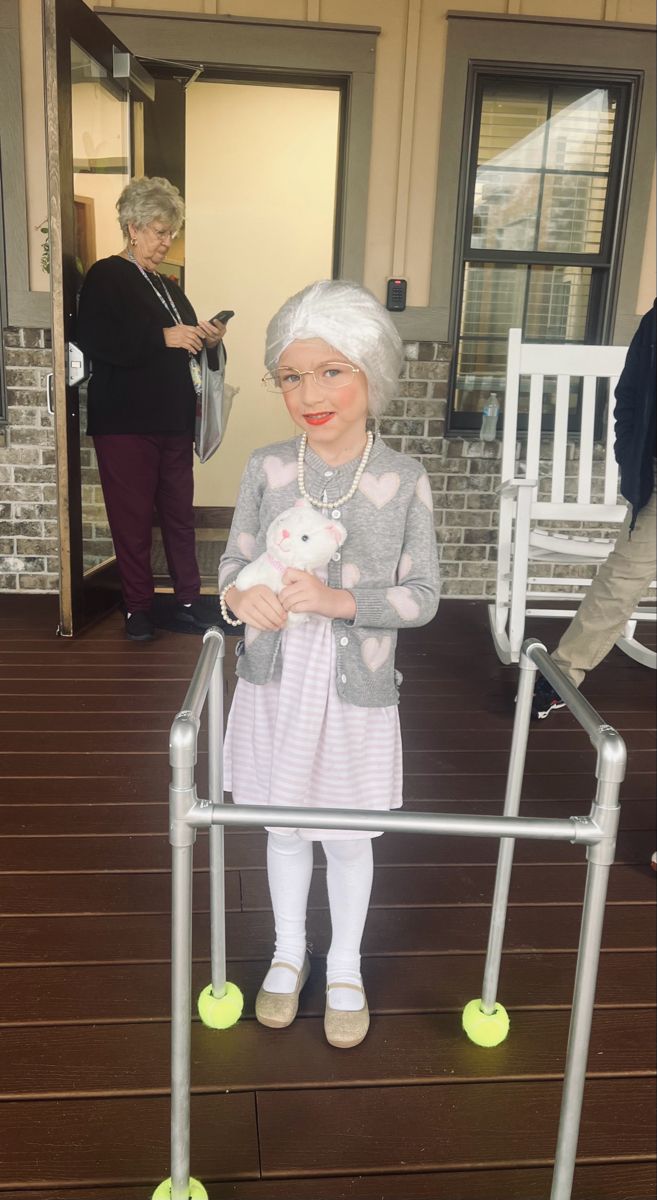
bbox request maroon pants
[93,433,201,612]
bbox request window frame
[393,14,655,351]
[448,64,638,436]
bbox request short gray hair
[116,176,185,237]
[264,279,403,417]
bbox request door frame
[95,7,378,283]
[43,0,153,635]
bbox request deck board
[2,903,655,966]
[1,861,654,914]
[1,951,654,1026]
[0,1093,259,1187]
[256,1077,655,1176]
[0,1009,654,1099]
[0,828,653,873]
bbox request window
[449,72,634,433]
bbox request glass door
[43,0,152,635]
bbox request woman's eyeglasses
[262,362,360,393]
[147,225,178,243]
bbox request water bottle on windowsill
[480,392,499,441]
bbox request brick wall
[0,327,615,598]
[0,328,59,592]
[381,339,502,597]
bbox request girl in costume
[218,280,440,1048]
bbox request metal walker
[153,630,625,1200]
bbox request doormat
[151,537,226,579]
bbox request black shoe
[175,598,222,631]
[531,676,566,720]
[125,611,156,641]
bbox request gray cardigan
[218,434,440,707]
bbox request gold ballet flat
[255,955,311,1029]
[324,981,370,1049]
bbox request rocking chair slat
[604,376,621,505]
[551,375,570,504]
[577,376,596,504]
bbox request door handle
[46,372,54,415]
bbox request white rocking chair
[489,328,656,668]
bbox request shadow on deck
[0,596,654,1199]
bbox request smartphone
[211,309,235,325]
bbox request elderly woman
[75,175,226,641]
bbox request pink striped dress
[223,615,403,840]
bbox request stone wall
[0,327,617,599]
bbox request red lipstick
[304,413,334,426]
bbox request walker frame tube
[207,635,226,999]
[164,631,624,1200]
[480,649,534,1013]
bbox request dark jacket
[75,255,198,436]
[613,301,656,529]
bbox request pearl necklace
[297,431,374,510]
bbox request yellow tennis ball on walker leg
[197,981,244,1029]
[462,998,510,1047]
[152,1177,208,1200]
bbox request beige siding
[19,0,650,310]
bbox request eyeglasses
[147,224,177,243]
[262,362,361,393]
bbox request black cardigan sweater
[613,301,656,528]
[75,255,200,436]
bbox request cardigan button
[340,673,347,684]
[340,637,349,647]
[331,509,341,519]
[332,551,341,562]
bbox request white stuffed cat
[233,501,347,626]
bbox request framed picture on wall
[160,260,184,290]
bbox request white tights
[263,830,374,1011]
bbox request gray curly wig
[264,279,403,417]
[116,176,185,237]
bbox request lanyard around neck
[126,250,202,396]
[127,251,183,325]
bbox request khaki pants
[552,485,656,687]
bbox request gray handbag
[194,343,238,463]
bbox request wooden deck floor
[0,595,655,1199]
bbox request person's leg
[154,434,201,605]
[262,830,314,994]
[552,487,657,687]
[93,434,160,612]
[323,838,374,1012]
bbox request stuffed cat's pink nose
[280,529,290,540]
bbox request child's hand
[280,570,356,621]
[225,584,287,631]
